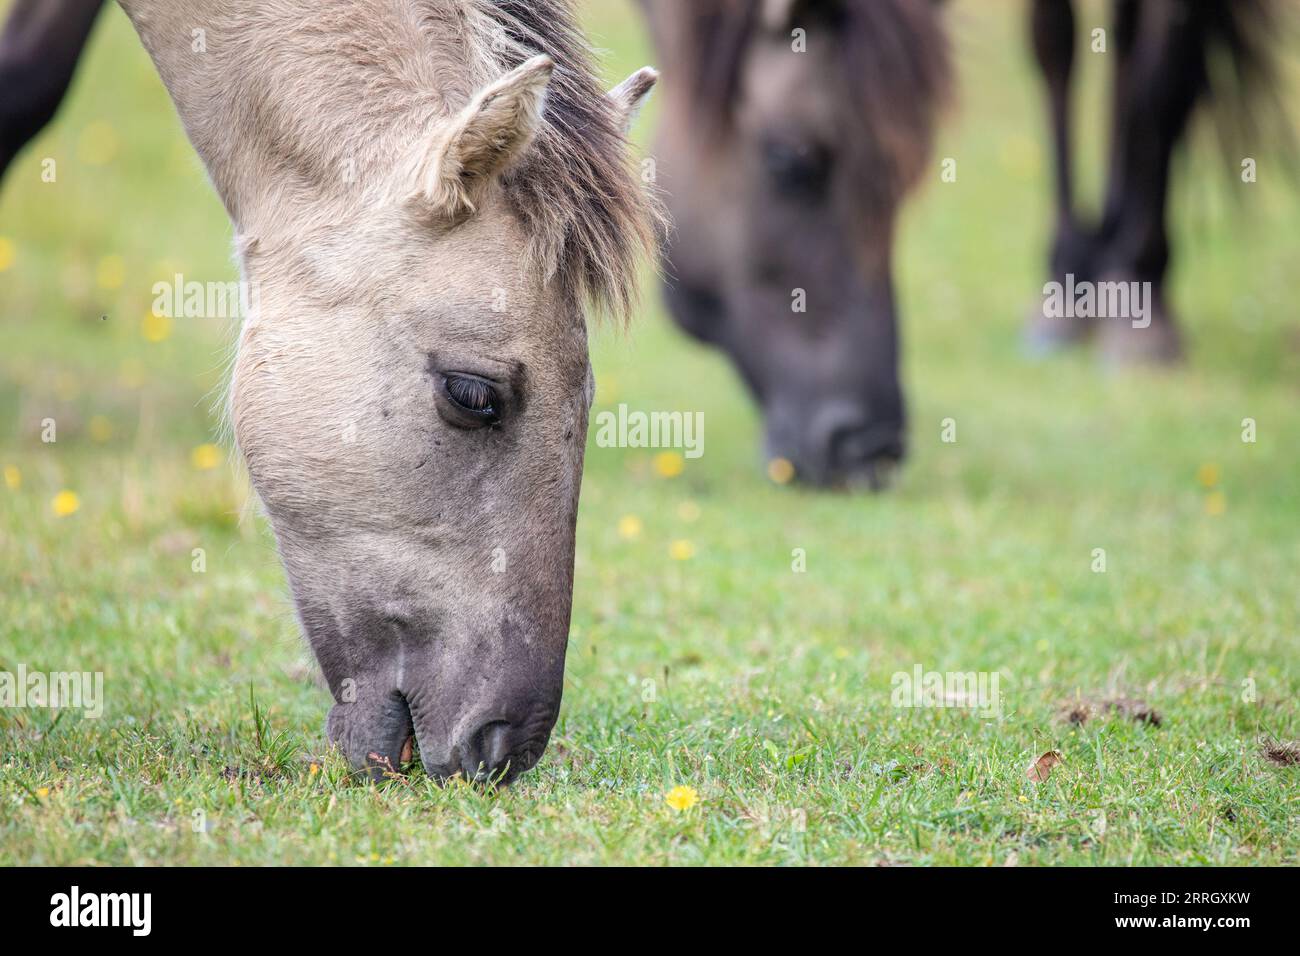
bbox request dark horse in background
[638,0,1286,487]
[0,0,1287,488]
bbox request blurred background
[1,1,1297,864]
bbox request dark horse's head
[641,0,949,487]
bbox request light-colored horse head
[120,0,659,782]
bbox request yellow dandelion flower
[141,311,173,343]
[0,236,15,272]
[665,785,699,812]
[78,121,119,166]
[998,134,1041,181]
[118,359,145,389]
[669,539,695,561]
[309,763,321,776]
[95,255,125,291]
[36,787,50,799]
[1205,491,1226,516]
[53,373,79,401]
[677,500,701,522]
[653,451,685,478]
[191,443,222,470]
[87,415,113,443]
[767,457,795,485]
[1018,794,1029,804]
[51,490,80,517]
[1197,463,1220,489]
[3,465,20,491]
[617,514,643,540]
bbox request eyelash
[444,374,498,419]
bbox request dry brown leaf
[1059,696,1162,727]
[1260,739,1300,767]
[1027,750,1063,782]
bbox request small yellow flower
[141,311,173,343]
[617,514,643,540]
[669,539,695,561]
[3,465,19,491]
[51,490,80,517]
[309,763,320,776]
[36,787,50,799]
[1205,491,1226,516]
[78,121,119,166]
[653,451,684,478]
[767,457,795,485]
[1018,794,1029,804]
[118,359,145,389]
[87,415,113,443]
[53,373,79,401]
[998,134,1041,181]
[0,236,15,272]
[96,254,125,291]
[665,785,698,812]
[190,443,222,470]
[1196,463,1220,489]
[677,500,701,522]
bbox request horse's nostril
[461,720,514,780]
[831,423,904,468]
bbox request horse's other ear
[608,67,658,134]
[762,0,844,32]
[401,54,554,217]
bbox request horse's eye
[761,139,832,199]
[444,373,497,418]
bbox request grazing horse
[1,0,659,784]
[638,0,950,488]
[638,0,1282,486]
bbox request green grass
[1,0,1297,865]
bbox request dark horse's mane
[670,0,951,222]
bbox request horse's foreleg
[0,0,104,181]
[1093,0,1201,363]
[1026,0,1095,352]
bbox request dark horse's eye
[444,373,498,419]
[761,138,832,199]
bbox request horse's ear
[403,54,554,217]
[608,66,658,134]
[762,0,843,32]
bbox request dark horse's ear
[761,0,844,32]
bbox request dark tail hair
[1189,0,1293,158]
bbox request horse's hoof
[1022,300,1092,358]
[1098,312,1184,367]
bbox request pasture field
[1,1,1297,866]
